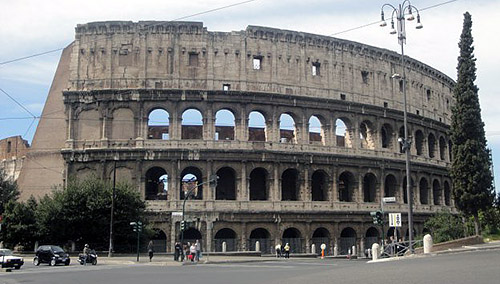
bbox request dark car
[33,245,70,266]
[0,249,24,269]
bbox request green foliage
[450,12,494,235]
[0,169,20,214]
[424,210,465,243]
[1,197,38,248]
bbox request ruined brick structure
[0,136,29,181]
[17,21,456,255]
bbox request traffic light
[180,220,186,231]
[370,211,378,224]
[130,221,143,232]
[370,211,384,225]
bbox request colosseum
[15,21,456,255]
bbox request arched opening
[402,177,414,204]
[387,227,401,241]
[405,228,417,241]
[249,168,268,200]
[448,140,453,161]
[180,228,202,248]
[148,109,169,140]
[281,169,299,201]
[308,115,323,144]
[428,133,436,158]
[444,181,451,206]
[111,108,135,140]
[419,178,429,205]
[439,136,446,160]
[415,130,424,156]
[339,227,356,255]
[311,170,328,201]
[215,109,235,141]
[214,228,237,252]
[359,121,375,149]
[249,228,270,253]
[365,227,380,249]
[279,113,296,143]
[312,228,330,255]
[339,171,355,202]
[150,229,167,253]
[384,174,397,198]
[180,167,203,200]
[363,173,377,202]
[145,167,168,200]
[182,109,203,139]
[381,123,394,149]
[215,167,236,200]
[282,228,303,253]
[335,118,352,148]
[248,111,266,141]
[433,180,442,205]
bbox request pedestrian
[189,243,196,262]
[275,243,281,258]
[147,240,154,262]
[284,243,290,258]
[174,242,182,261]
[195,240,201,262]
[281,244,285,258]
[184,242,191,262]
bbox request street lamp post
[380,0,422,254]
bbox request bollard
[334,245,338,257]
[255,241,260,252]
[320,243,326,259]
[367,248,372,259]
[371,243,380,260]
[352,245,356,256]
[222,241,227,253]
[423,234,433,254]
[311,244,316,254]
[347,249,351,260]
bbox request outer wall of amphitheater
[19,21,457,255]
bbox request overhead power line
[0,87,37,118]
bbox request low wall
[416,235,484,253]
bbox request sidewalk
[100,254,282,266]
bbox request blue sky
[1,0,499,191]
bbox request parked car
[33,245,70,266]
[0,249,24,269]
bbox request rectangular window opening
[312,62,321,76]
[223,84,231,91]
[340,93,346,100]
[253,57,262,70]
[189,53,199,66]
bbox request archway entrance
[248,228,271,253]
[365,227,380,250]
[214,228,237,252]
[339,227,356,255]
[180,228,202,249]
[150,229,167,253]
[312,228,330,255]
[282,228,303,253]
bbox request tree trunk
[473,213,481,236]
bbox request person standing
[189,243,196,262]
[195,240,201,262]
[147,240,154,262]
[184,242,190,262]
[275,243,281,258]
[174,242,182,261]
[284,243,290,259]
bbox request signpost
[389,213,402,227]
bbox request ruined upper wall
[70,21,455,124]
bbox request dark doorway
[214,228,237,252]
[281,169,299,201]
[363,173,377,202]
[339,227,356,255]
[145,167,168,200]
[249,168,268,200]
[249,228,270,253]
[312,228,330,255]
[311,170,328,201]
[215,167,236,200]
[282,228,303,253]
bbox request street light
[380,0,422,254]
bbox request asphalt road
[1,249,499,284]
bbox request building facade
[19,21,456,255]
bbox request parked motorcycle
[78,250,97,265]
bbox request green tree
[450,12,494,236]
[0,169,19,214]
[424,210,465,243]
[1,197,38,249]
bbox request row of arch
[145,165,452,206]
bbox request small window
[340,94,346,100]
[416,110,420,115]
[383,102,388,108]
[446,99,450,109]
[223,84,231,91]
[312,62,321,76]
[253,57,262,70]
[189,53,199,66]
[399,80,404,92]
[7,141,11,153]
[361,71,369,84]
[427,90,431,100]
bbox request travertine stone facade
[0,136,29,181]
[19,21,456,255]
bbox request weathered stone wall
[0,136,29,181]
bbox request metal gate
[338,237,356,255]
[282,238,303,253]
[214,239,237,252]
[311,237,330,255]
[248,238,270,253]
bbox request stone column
[204,104,214,141]
[240,162,248,201]
[206,221,213,252]
[240,222,247,251]
[206,160,213,201]
[273,165,280,201]
[303,167,309,201]
[358,172,364,203]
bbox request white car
[0,249,24,269]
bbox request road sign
[171,212,183,217]
[383,197,396,203]
[389,213,402,227]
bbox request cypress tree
[450,12,494,235]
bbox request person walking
[195,240,201,262]
[174,242,182,261]
[184,243,190,262]
[275,243,282,258]
[284,243,290,259]
[189,243,196,262]
[147,240,154,262]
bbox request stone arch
[249,228,271,252]
[312,227,331,255]
[428,133,436,158]
[387,227,401,241]
[215,109,235,140]
[215,167,236,200]
[365,227,380,249]
[214,228,237,252]
[150,229,167,253]
[402,176,414,204]
[308,115,323,144]
[180,227,202,246]
[448,140,453,161]
[384,174,398,198]
[419,177,429,205]
[148,108,169,139]
[338,171,355,202]
[281,168,299,201]
[339,227,357,255]
[182,108,203,139]
[335,117,353,148]
[111,108,135,140]
[363,173,377,202]
[248,111,266,141]
[77,109,100,141]
[381,123,394,149]
[279,113,296,143]
[415,130,424,156]
[249,167,268,200]
[282,227,303,253]
[145,167,168,200]
[180,166,203,200]
[444,181,451,206]
[359,120,375,149]
[109,166,133,185]
[439,136,446,160]
[311,170,328,201]
[398,126,405,153]
[433,179,441,205]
